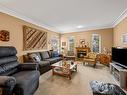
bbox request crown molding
[0,5,60,33]
[112,8,127,27]
[61,24,113,33]
[0,4,127,33]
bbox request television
[112,47,127,68]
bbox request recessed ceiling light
[77,25,84,28]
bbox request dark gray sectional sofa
[24,50,63,74]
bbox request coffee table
[64,56,76,61]
[51,61,77,80]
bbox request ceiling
[0,0,127,33]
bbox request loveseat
[23,50,63,74]
[0,46,40,95]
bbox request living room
[0,0,127,95]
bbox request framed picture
[0,30,9,41]
[23,25,47,50]
[122,34,127,44]
[62,42,66,46]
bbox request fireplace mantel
[76,47,90,60]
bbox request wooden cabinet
[97,53,111,65]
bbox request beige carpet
[34,63,116,95]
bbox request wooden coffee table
[64,56,76,61]
[51,61,77,80]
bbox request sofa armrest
[0,76,16,87]
[19,63,39,71]
[59,54,63,57]
[0,76,16,95]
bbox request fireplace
[76,47,90,60]
[77,51,87,58]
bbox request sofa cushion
[12,70,40,95]
[48,50,53,58]
[38,61,50,67]
[0,56,18,65]
[45,58,58,64]
[55,57,62,61]
[0,66,5,74]
[52,51,59,57]
[40,51,50,59]
[1,61,19,74]
[38,61,51,74]
[1,68,19,76]
[0,46,17,58]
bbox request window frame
[91,34,101,53]
[68,36,75,52]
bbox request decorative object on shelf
[0,30,9,41]
[122,33,127,44]
[80,39,86,47]
[23,25,47,50]
[102,47,111,55]
[102,47,107,54]
[62,60,67,66]
[86,42,89,47]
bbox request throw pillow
[29,53,41,62]
[40,51,50,59]
[48,50,53,58]
[52,51,59,57]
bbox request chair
[97,53,111,66]
[64,51,76,61]
[0,46,40,95]
[83,52,97,67]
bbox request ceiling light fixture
[77,25,84,28]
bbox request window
[92,34,101,53]
[68,36,75,55]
